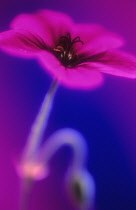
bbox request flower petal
[71,24,124,56]
[89,50,136,78]
[11,10,74,48]
[59,65,104,89]
[38,51,103,89]
[0,30,49,57]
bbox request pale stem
[38,129,88,172]
[22,79,58,163]
[20,129,90,210]
[20,178,33,210]
[38,129,92,210]
[20,79,58,210]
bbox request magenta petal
[71,24,124,55]
[35,10,74,43]
[59,65,104,89]
[92,50,136,78]
[0,30,43,57]
[11,10,74,48]
[38,51,103,89]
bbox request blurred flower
[0,10,136,89]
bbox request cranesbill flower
[0,10,136,89]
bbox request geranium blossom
[0,10,136,89]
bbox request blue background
[0,0,136,209]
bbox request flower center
[53,33,83,68]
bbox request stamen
[59,36,70,42]
[53,48,61,52]
[67,33,71,42]
[72,40,84,45]
[72,36,81,43]
[53,33,84,67]
[71,36,84,45]
[58,36,71,51]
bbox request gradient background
[0,0,136,209]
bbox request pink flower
[0,10,136,89]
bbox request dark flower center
[53,33,84,68]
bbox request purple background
[0,0,136,209]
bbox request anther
[53,33,84,67]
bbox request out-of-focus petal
[90,50,136,78]
[11,10,74,48]
[71,24,124,55]
[38,51,104,89]
[60,65,104,89]
[0,30,49,57]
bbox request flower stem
[20,79,58,210]
[23,79,58,163]
[38,129,87,170]
[20,178,33,210]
